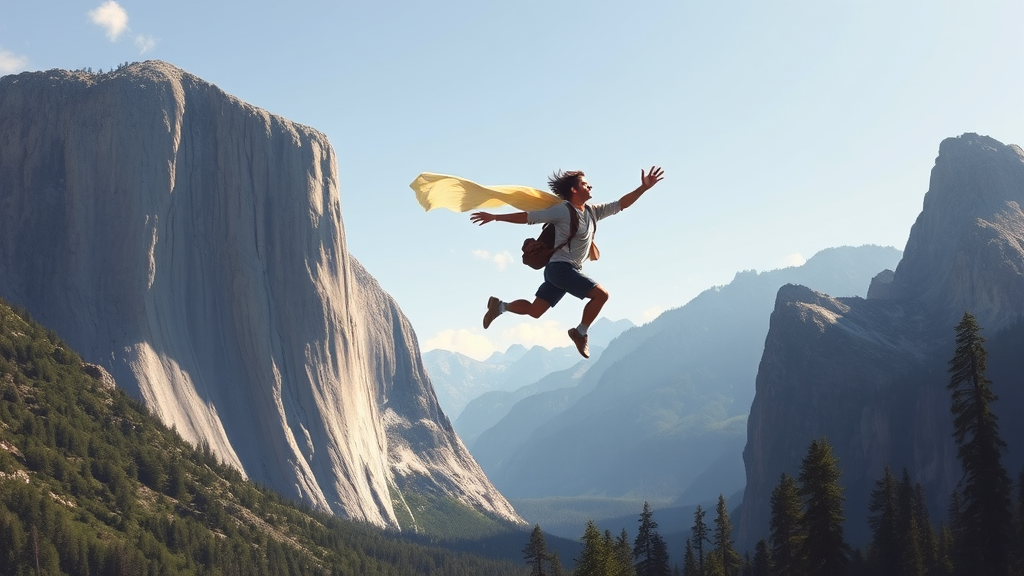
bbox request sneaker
[567,328,590,358]
[483,297,501,329]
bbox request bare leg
[581,284,609,327]
[506,297,551,319]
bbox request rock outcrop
[0,61,520,529]
[739,133,1024,549]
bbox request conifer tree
[751,540,771,576]
[868,464,900,576]
[896,469,924,576]
[612,528,637,576]
[692,505,709,575]
[633,502,669,576]
[682,539,699,576]
[713,494,742,575]
[798,437,848,576]
[577,520,609,576]
[769,473,803,576]
[946,312,1013,575]
[912,482,939,575]
[524,524,550,576]
[551,550,565,576]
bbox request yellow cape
[410,172,601,261]
[410,172,562,213]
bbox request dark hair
[547,170,585,201]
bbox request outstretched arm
[619,166,665,210]
[470,211,529,225]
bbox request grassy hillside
[0,299,525,575]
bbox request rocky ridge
[739,133,1024,548]
[0,61,520,529]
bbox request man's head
[548,170,588,201]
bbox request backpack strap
[552,201,580,253]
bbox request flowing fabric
[410,172,562,213]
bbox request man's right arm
[470,211,528,226]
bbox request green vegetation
[0,299,525,575]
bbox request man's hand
[470,211,496,225]
[620,166,665,209]
[640,166,665,191]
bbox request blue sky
[3,1,1023,360]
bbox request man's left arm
[619,166,665,210]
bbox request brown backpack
[521,203,598,269]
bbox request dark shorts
[536,261,597,307]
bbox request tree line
[526,312,1024,575]
[0,300,526,576]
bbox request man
[470,166,664,358]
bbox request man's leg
[506,297,551,318]
[484,296,551,328]
[568,284,608,359]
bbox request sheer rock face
[739,133,1024,549]
[0,61,520,528]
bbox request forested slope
[0,299,524,575]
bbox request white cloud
[472,249,514,271]
[499,320,569,350]
[642,306,665,323]
[783,253,806,267]
[0,49,29,74]
[422,329,496,361]
[89,1,129,41]
[134,34,156,54]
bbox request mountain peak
[886,133,1024,330]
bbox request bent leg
[507,297,551,319]
[581,284,609,327]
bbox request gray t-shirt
[526,200,622,268]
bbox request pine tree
[751,540,771,576]
[611,529,637,576]
[524,524,549,576]
[692,505,709,575]
[867,464,900,576]
[896,469,924,576]
[682,539,699,576]
[769,473,803,576]
[798,437,848,576]
[551,550,565,576]
[634,502,669,576]
[946,312,1013,575]
[912,482,940,575]
[713,494,742,575]
[577,520,609,576]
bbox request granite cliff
[0,61,520,529]
[739,133,1024,549]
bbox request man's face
[572,176,593,202]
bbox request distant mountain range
[423,317,633,427]
[436,244,902,534]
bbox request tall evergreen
[867,464,900,576]
[798,437,848,576]
[576,520,609,576]
[692,505,709,575]
[896,469,925,576]
[751,540,771,576]
[635,501,659,576]
[912,482,939,575]
[612,528,638,576]
[769,473,803,576]
[713,494,742,575]
[682,539,699,576]
[524,524,550,576]
[946,312,1013,575]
